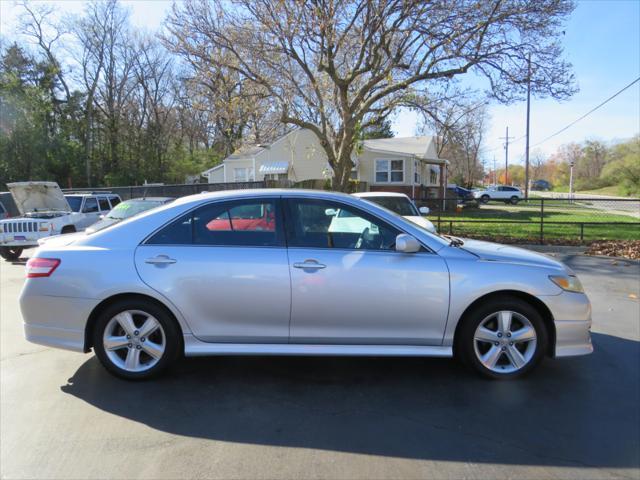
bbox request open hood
[7,182,71,215]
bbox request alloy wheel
[102,310,166,373]
[473,310,537,374]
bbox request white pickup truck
[0,182,121,261]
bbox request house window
[375,159,404,183]
[430,167,438,185]
[234,167,254,182]
[414,161,420,184]
[264,173,288,181]
[350,166,358,180]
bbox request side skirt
[183,335,453,357]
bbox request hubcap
[103,310,166,373]
[473,310,537,374]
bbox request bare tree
[165,0,576,191]
[17,1,71,103]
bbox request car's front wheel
[0,247,23,261]
[510,196,520,205]
[92,298,181,380]
[480,194,490,204]
[456,297,548,379]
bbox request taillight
[26,258,60,278]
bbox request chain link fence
[57,182,639,244]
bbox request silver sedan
[19,189,592,380]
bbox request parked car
[0,182,121,261]
[85,197,174,234]
[352,192,436,233]
[447,186,475,202]
[20,189,592,381]
[473,185,523,204]
[532,180,552,191]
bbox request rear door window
[146,198,283,247]
[82,198,99,213]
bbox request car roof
[352,192,409,198]
[127,197,174,202]
[65,192,120,197]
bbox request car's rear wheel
[92,298,181,380]
[456,297,548,379]
[480,194,490,204]
[0,247,23,261]
[510,196,520,205]
[61,225,76,234]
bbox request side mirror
[325,208,337,216]
[419,206,429,215]
[395,233,421,253]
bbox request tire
[510,196,520,205]
[455,296,548,380]
[0,247,23,261]
[61,225,76,234]
[480,195,490,204]
[92,298,182,380]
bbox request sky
[1,0,639,167]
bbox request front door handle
[293,259,326,270]
[145,255,177,265]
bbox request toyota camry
[19,189,592,380]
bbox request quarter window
[375,159,404,183]
[285,199,400,251]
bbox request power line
[532,76,640,147]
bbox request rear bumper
[539,291,593,357]
[24,323,85,352]
[20,293,97,352]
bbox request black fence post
[580,223,584,243]
[539,198,544,245]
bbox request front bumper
[539,291,593,357]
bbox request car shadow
[61,332,639,469]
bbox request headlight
[549,275,584,293]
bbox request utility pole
[499,127,515,185]
[493,156,497,185]
[524,53,532,199]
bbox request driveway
[1,249,639,479]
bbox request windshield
[107,200,164,220]
[65,196,83,212]
[365,196,419,216]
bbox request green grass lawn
[432,202,640,242]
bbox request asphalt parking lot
[1,248,639,480]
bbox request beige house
[202,128,447,199]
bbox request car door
[284,197,450,346]
[78,197,101,229]
[135,197,291,343]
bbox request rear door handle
[145,255,177,265]
[293,259,326,270]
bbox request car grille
[2,221,40,233]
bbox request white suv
[473,185,523,204]
[0,182,121,261]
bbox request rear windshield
[365,196,418,216]
[107,200,164,220]
[65,196,83,212]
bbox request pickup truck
[0,182,121,260]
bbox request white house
[202,128,448,199]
